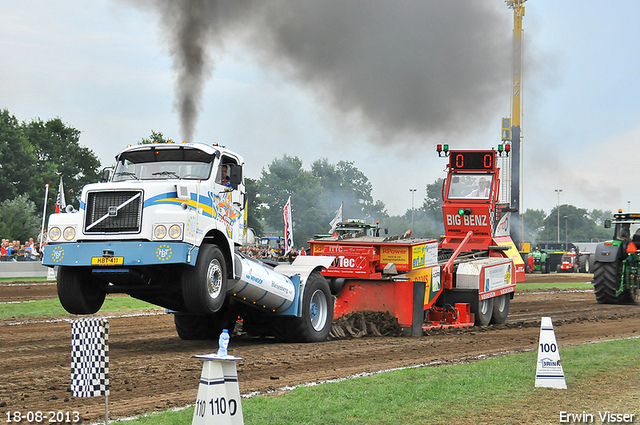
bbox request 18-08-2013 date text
[4,411,81,423]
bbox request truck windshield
[112,148,214,181]
[448,173,492,200]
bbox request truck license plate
[91,256,124,266]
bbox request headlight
[63,227,76,241]
[49,227,61,241]
[169,224,182,239]
[154,225,167,239]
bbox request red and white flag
[283,197,294,254]
[55,176,66,213]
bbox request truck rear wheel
[174,307,237,340]
[472,297,493,326]
[182,245,227,314]
[593,261,621,304]
[273,272,333,342]
[490,294,510,325]
[57,266,105,314]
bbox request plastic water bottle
[217,329,230,357]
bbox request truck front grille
[85,191,143,233]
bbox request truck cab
[43,142,247,314]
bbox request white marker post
[192,354,244,425]
[535,317,567,389]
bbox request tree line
[0,109,616,246]
[0,109,101,241]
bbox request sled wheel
[57,266,105,314]
[182,245,228,314]
[274,272,333,342]
[490,294,510,325]
[473,297,494,326]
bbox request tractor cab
[605,216,640,243]
[594,212,640,304]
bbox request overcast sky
[2,1,639,217]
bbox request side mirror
[604,219,612,229]
[228,164,243,186]
[101,167,113,182]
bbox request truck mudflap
[43,241,199,267]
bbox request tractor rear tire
[182,245,227,314]
[57,266,105,314]
[472,297,494,326]
[578,255,590,273]
[273,272,333,342]
[593,261,621,304]
[490,294,510,325]
[588,254,595,272]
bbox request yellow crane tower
[508,0,526,129]
[502,0,527,246]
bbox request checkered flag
[71,318,110,397]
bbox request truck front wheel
[182,245,228,314]
[57,266,105,314]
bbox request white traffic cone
[535,317,567,389]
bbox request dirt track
[2,273,640,423]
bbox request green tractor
[592,213,640,304]
[529,246,550,273]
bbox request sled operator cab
[436,145,525,282]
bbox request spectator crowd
[1,238,45,262]
[239,245,307,263]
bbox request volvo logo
[108,206,118,216]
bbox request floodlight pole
[409,188,417,225]
[555,189,562,243]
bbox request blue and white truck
[43,142,334,341]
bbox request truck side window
[219,164,234,189]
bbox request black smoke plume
[123,0,512,143]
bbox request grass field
[0,295,161,320]
[119,337,640,425]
